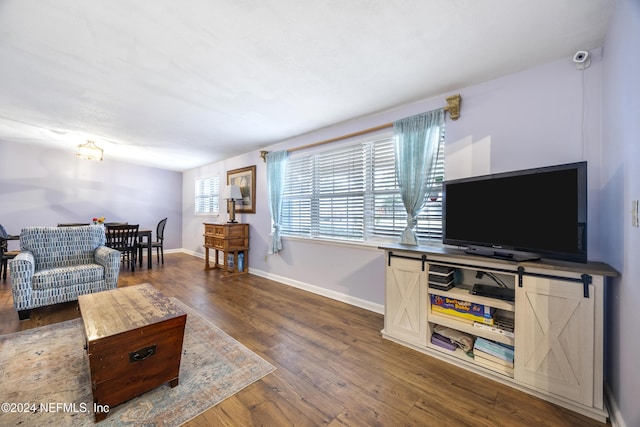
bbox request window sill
[281,235,445,252]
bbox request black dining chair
[0,224,20,281]
[105,224,139,271]
[151,218,167,264]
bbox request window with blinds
[195,176,220,215]
[281,131,445,242]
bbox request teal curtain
[266,150,288,254]
[393,108,445,245]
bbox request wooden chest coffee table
[78,283,187,421]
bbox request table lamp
[223,185,242,223]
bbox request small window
[195,176,220,215]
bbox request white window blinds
[195,176,220,215]
[316,144,365,239]
[282,131,445,243]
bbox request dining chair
[151,218,167,265]
[105,224,139,271]
[0,224,20,281]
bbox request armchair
[10,226,121,320]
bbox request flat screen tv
[442,161,587,263]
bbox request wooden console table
[203,223,249,276]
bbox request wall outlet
[632,200,639,227]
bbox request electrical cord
[476,271,509,288]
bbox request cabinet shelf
[428,310,515,346]
[428,285,515,312]
[425,343,514,379]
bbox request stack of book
[495,315,514,334]
[428,265,455,291]
[430,332,457,351]
[430,294,495,325]
[473,337,514,376]
[473,314,515,338]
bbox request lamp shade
[222,184,242,200]
[76,140,103,161]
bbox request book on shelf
[474,354,515,376]
[473,348,514,367]
[430,332,457,351]
[474,337,514,362]
[429,294,496,319]
[494,315,515,332]
[431,304,495,325]
[473,321,515,338]
[433,325,474,354]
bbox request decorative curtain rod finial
[260,150,269,162]
[76,140,104,161]
[445,94,461,120]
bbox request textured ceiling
[0,0,613,171]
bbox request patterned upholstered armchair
[10,226,121,320]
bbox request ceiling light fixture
[76,140,103,161]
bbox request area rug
[0,298,275,426]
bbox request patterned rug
[0,298,275,426]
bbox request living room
[1,1,638,426]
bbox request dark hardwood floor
[0,253,609,426]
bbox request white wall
[0,140,183,249]
[601,0,640,426]
[182,52,605,312]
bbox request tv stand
[379,243,617,422]
[463,247,540,262]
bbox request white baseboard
[176,249,384,314]
[157,248,182,255]
[138,248,183,257]
[605,382,626,427]
[179,249,200,257]
[250,268,384,315]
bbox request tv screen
[442,161,587,263]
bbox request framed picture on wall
[227,165,256,214]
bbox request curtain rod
[260,94,460,162]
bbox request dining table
[1,234,20,243]
[0,233,20,251]
[1,233,20,280]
